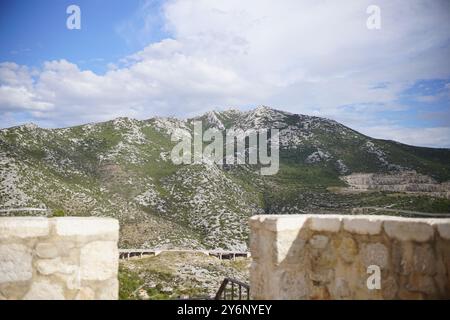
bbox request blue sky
[0,0,167,73]
[0,0,449,147]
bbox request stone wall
[249,214,450,299]
[0,217,119,300]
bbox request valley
[1,106,449,251]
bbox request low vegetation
[118,252,250,300]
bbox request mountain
[1,106,450,250]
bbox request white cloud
[0,0,449,147]
[361,125,450,148]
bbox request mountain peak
[17,123,39,131]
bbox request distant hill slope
[1,106,449,249]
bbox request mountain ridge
[1,106,450,250]
[5,105,449,150]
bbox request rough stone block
[343,216,382,235]
[413,244,436,275]
[80,241,118,281]
[435,222,450,240]
[309,235,329,249]
[0,217,119,300]
[384,220,434,242]
[55,217,119,239]
[381,276,398,299]
[406,274,437,296]
[35,243,59,259]
[23,280,65,300]
[0,217,49,239]
[309,216,341,233]
[338,237,358,264]
[249,214,449,300]
[360,243,389,269]
[274,230,304,264]
[330,278,351,299]
[36,258,78,275]
[0,244,32,284]
[96,278,119,300]
[75,287,95,300]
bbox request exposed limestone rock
[342,171,450,197]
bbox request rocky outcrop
[249,214,450,299]
[342,171,450,198]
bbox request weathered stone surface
[310,286,330,300]
[338,237,358,263]
[272,215,308,232]
[36,258,77,275]
[0,244,32,283]
[249,231,260,259]
[392,242,414,275]
[435,222,450,240]
[0,217,119,300]
[434,273,449,296]
[413,244,436,275]
[274,230,303,264]
[343,217,382,235]
[75,287,95,300]
[361,243,389,269]
[80,241,118,281]
[35,243,59,259]
[0,281,30,299]
[406,274,437,296]
[23,280,65,300]
[330,278,351,299]
[309,235,329,249]
[0,218,49,239]
[278,270,308,299]
[249,262,265,299]
[252,215,309,232]
[381,276,398,299]
[398,289,425,300]
[312,247,337,270]
[96,278,119,300]
[55,217,119,238]
[310,216,341,233]
[278,237,306,265]
[249,214,450,300]
[384,220,434,242]
[310,268,334,283]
